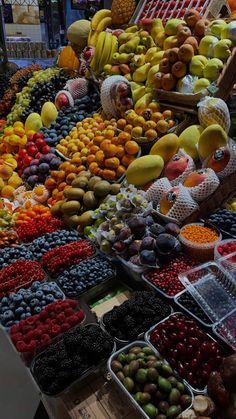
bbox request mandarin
[125,141,140,155]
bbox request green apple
[203,58,223,81]
[207,19,227,39]
[164,19,186,36]
[189,55,208,77]
[221,21,236,43]
[193,78,211,93]
[214,39,232,60]
[199,36,218,57]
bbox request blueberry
[35,291,44,299]
[3,310,14,320]
[15,307,24,316]
[34,306,42,314]
[30,298,40,307]
[1,297,8,305]
[45,294,55,303]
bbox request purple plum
[30,159,39,166]
[23,167,31,177]
[27,175,39,187]
[29,165,38,175]
[38,163,49,174]
[50,158,61,169]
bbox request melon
[67,20,91,48]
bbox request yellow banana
[98,32,112,73]
[93,31,106,73]
[88,29,99,47]
[108,35,118,65]
[91,9,111,31]
[96,16,112,33]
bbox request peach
[177,25,192,45]
[183,36,199,54]
[164,154,189,181]
[171,61,187,78]
[194,18,210,37]
[161,73,176,91]
[167,47,179,63]
[184,9,201,28]
[178,44,195,63]
[206,147,230,173]
[159,187,180,215]
[159,58,171,74]
[184,169,209,187]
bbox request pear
[203,58,224,81]
[118,32,136,44]
[130,81,143,91]
[151,18,164,39]
[150,51,165,66]
[132,63,151,83]
[146,64,160,86]
[145,47,159,62]
[207,19,227,38]
[199,35,218,57]
[132,54,146,67]
[136,45,147,54]
[132,86,146,104]
[134,93,153,114]
[189,55,208,77]
[116,53,134,64]
[165,18,186,36]
[155,31,166,47]
[124,36,140,53]
[125,25,139,33]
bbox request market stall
[0,2,236,418]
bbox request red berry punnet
[16,215,65,243]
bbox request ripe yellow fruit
[126,155,164,186]
[150,133,180,163]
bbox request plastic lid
[179,261,236,323]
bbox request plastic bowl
[179,223,222,262]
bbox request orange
[102,169,116,181]
[122,154,136,167]
[116,145,125,159]
[87,154,96,165]
[90,145,99,154]
[152,112,164,122]
[104,129,115,139]
[116,165,126,178]
[105,157,120,169]
[125,141,140,155]
[89,162,99,174]
[104,144,117,158]
[95,150,105,163]
[156,120,169,134]
[45,178,57,190]
[58,182,67,191]
[163,109,173,119]
[100,139,111,151]
[149,102,160,112]
[118,132,131,145]
[117,119,127,130]
[66,173,76,184]
[124,124,133,134]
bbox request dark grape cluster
[21,71,69,121]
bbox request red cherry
[42,145,51,154]
[35,138,46,150]
[34,132,44,140]
[26,141,35,149]
[27,145,38,157]
[35,152,42,159]
[19,149,28,158]
[27,134,34,142]
[24,155,33,166]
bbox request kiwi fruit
[88,176,102,191]
[83,191,98,209]
[61,200,81,215]
[94,180,111,197]
[64,187,85,200]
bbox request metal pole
[0,0,8,63]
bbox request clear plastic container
[174,290,213,327]
[179,262,236,324]
[107,340,194,419]
[117,256,149,282]
[213,309,236,351]
[179,223,222,262]
[218,249,236,273]
[214,239,236,263]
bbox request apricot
[178,44,194,63]
[102,169,116,180]
[172,61,187,78]
[125,141,139,155]
[159,58,171,74]
[116,165,126,177]
[161,73,176,91]
[103,144,117,158]
[183,36,199,54]
[121,154,136,167]
[105,157,120,169]
[177,25,192,45]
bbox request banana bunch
[88,9,112,47]
[90,31,118,74]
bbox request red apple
[27,145,38,157]
[35,152,42,159]
[164,154,189,181]
[24,155,33,166]
[19,149,28,158]
[34,132,44,140]
[35,138,46,150]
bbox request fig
[220,354,236,392]
[208,371,230,408]
[140,236,156,251]
[165,223,180,237]
[128,240,142,256]
[180,394,192,409]
[150,223,166,237]
[111,360,123,372]
[140,250,157,266]
[156,233,178,254]
[144,383,158,395]
[128,216,146,238]
[159,401,169,413]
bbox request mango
[126,155,164,186]
[25,113,42,132]
[150,133,179,163]
[41,102,58,128]
[198,124,228,159]
[179,125,204,161]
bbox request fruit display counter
[1,4,236,419]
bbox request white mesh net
[203,146,236,180]
[145,178,172,207]
[101,75,130,118]
[185,168,220,202]
[157,185,199,223]
[65,78,89,99]
[198,97,231,133]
